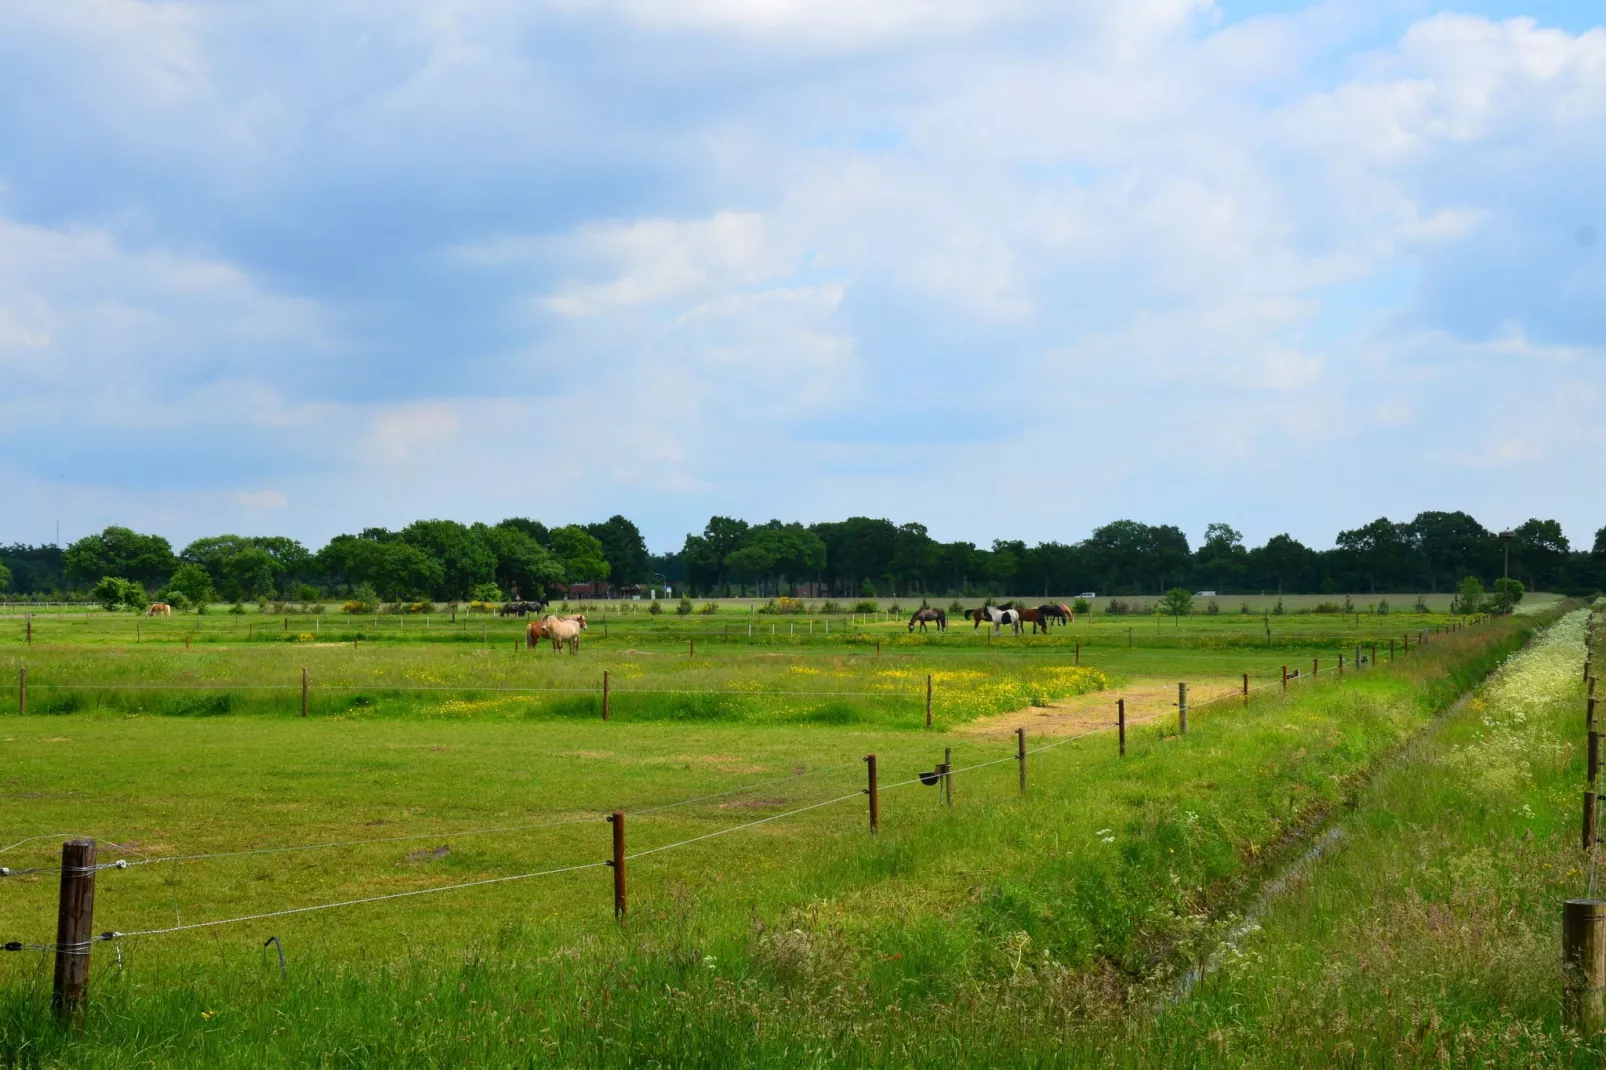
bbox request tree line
[4,509,1600,605]
[656,513,1605,599]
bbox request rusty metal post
[52,838,96,1020]
[607,812,626,920]
[1016,727,1027,795]
[865,754,878,832]
[1564,899,1606,1032]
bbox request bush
[887,602,902,616]
[759,597,806,614]
[1377,599,1390,615]
[1451,576,1485,615]
[92,576,147,612]
[1105,599,1130,615]
[821,601,843,614]
[698,602,718,615]
[1273,598,1285,616]
[1414,595,1430,613]
[648,599,662,615]
[676,597,694,616]
[294,584,321,603]
[1205,599,1220,615]
[158,590,193,612]
[853,601,878,613]
[949,600,965,615]
[1312,602,1341,614]
[471,582,502,603]
[1240,602,1251,614]
[166,563,216,609]
[1072,597,1091,615]
[859,580,877,598]
[229,602,247,615]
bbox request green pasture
[0,607,1551,1066]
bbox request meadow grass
[0,609,1545,1066]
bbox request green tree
[1335,517,1415,593]
[369,543,444,601]
[399,520,496,600]
[550,526,610,585]
[1489,576,1525,614]
[479,523,566,600]
[166,563,217,608]
[1452,575,1486,615]
[1158,587,1194,626]
[65,527,176,590]
[0,560,9,592]
[584,515,650,587]
[92,576,147,612]
[471,582,503,603]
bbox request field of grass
[0,597,1557,1066]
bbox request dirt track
[959,676,1245,740]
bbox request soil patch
[959,676,1244,739]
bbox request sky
[1,0,1602,557]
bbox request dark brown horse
[908,607,946,633]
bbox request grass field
[0,598,1577,1066]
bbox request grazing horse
[1056,603,1076,624]
[500,601,545,617]
[1033,604,1072,631]
[542,614,587,654]
[977,605,1022,635]
[1016,606,1052,634]
[146,603,172,618]
[908,607,947,633]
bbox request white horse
[146,603,172,618]
[980,605,1021,635]
[542,614,587,654]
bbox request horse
[146,603,172,618]
[525,617,547,648]
[908,607,946,633]
[977,605,1022,635]
[1057,603,1076,624]
[542,614,586,654]
[1016,606,1052,634]
[501,601,545,617]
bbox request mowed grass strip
[0,611,1542,1067]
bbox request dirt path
[958,676,1245,740]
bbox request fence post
[876,640,881,659]
[1590,697,1598,733]
[607,812,626,920]
[1592,731,1601,787]
[926,674,933,728]
[1282,665,1288,693]
[1587,792,1599,851]
[301,668,308,718]
[1242,672,1249,704]
[185,635,190,651]
[602,670,610,721]
[1371,643,1377,668]
[864,755,878,833]
[1118,698,1126,758]
[52,838,96,1020]
[1178,682,1188,734]
[26,616,31,645]
[1564,899,1606,1032]
[1339,653,1345,676]
[943,747,953,807]
[1075,642,1080,665]
[1313,657,1319,678]
[1016,727,1027,795]
[17,668,23,716]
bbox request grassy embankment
[0,610,1542,1066]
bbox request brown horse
[908,607,946,633]
[146,603,172,618]
[1015,606,1051,634]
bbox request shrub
[160,591,193,612]
[1378,598,1390,615]
[676,596,694,615]
[949,600,965,615]
[1312,602,1341,614]
[1414,595,1431,614]
[1490,577,1525,614]
[1072,597,1091,615]
[1157,588,1193,620]
[468,601,497,613]
[1451,576,1485,615]
[759,597,806,614]
[1205,599,1220,615]
[471,582,502,603]
[1105,599,1130,615]
[859,580,877,598]
[698,602,718,615]
[853,601,878,613]
[1273,598,1285,616]
[887,602,902,616]
[821,600,843,614]
[294,584,321,603]
[166,563,216,609]
[228,602,247,615]
[92,576,146,612]
[648,599,662,615]
[1240,602,1251,614]
[1342,594,1354,613]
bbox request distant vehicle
[1078,592,1096,599]
[1195,591,1217,597]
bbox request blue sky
[1,0,1602,555]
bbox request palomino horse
[146,603,172,618]
[908,607,947,633]
[975,606,1022,635]
[542,614,587,654]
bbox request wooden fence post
[602,670,611,721]
[1339,653,1345,676]
[864,754,879,833]
[1242,672,1249,704]
[1565,898,1606,1032]
[301,667,308,718]
[1590,697,1598,733]
[689,639,694,657]
[26,616,31,645]
[607,812,626,920]
[943,747,953,807]
[1075,642,1080,665]
[925,674,933,728]
[1118,698,1126,758]
[1282,665,1288,693]
[1313,657,1319,678]
[1592,730,1601,787]
[1178,682,1188,734]
[1586,792,1599,851]
[1017,727,1027,795]
[17,668,24,716]
[185,635,190,651]
[52,838,96,1020]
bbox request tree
[1407,512,1496,593]
[166,563,217,608]
[399,520,496,600]
[1490,577,1525,614]
[1452,575,1486,615]
[1249,534,1321,594]
[1158,587,1194,626]
[65,527,176,591]
[550,526,610,585]
[1335,517,1415,593]
[584,516,649,587]
[1509,518,1568,590]
[368,542,445,601]
[92,576,147,612]
[497,517,551,546]
[1194,523,1248,592]
[477,523,566,600]
[0,560,9,592]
